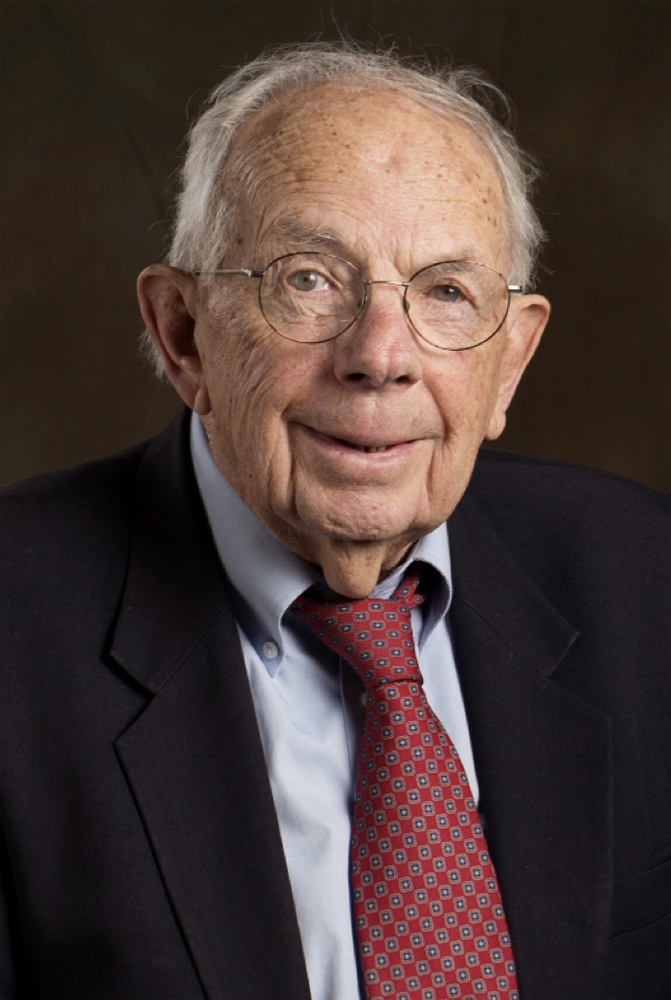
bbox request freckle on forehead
[229,81,507,265]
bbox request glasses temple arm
[193,268,264,278]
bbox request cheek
[430,349,504,444]
[200,307,321,481]
[211,337,283,451]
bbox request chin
[296,497,428,547]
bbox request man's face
[146,84,548,595]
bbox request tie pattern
[291,570,518,1000]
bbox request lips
[305,426,414,454]
[334,437,394,453]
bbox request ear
[137,264,211,415]
[485,294,550,441]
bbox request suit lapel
[448,494,612,999]
[109,417,310,999]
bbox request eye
[287,269,330,292]
[428,283,466,303]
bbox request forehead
[228,81,506,264]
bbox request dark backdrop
[1,0,669,490]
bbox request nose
[332,282,423,389]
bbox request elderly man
[1,43,668,1000]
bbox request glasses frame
[194,252,524,351]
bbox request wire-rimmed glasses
[194,252,522,351]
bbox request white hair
[146,42,545,372]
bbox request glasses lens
[406,261,510,350]
[259,253,364,342]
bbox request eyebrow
[430,258,484,273]
[266,215,489,270]
[270,215,343,252]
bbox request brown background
[1,0,669,490]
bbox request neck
[310,538,413,598]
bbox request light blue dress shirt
[190,414,479,1000]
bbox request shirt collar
[190,413,453,675]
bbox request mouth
[331,437,395,454]
[310,427,413,453]
[295,424,423,482]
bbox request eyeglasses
[194,252,522,351]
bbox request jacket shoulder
[470,448,669,529]
[466,449,670,619]
[0,440,150,608]
[1,439,148,507]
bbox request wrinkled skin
[139,83,549,597]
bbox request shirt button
[262,640,279,660]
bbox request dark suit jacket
[1,413,669,1000]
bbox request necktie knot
[290,569,426,689]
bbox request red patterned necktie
[291,569,518,1000]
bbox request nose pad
[368,282,415,340]
[354,281,409,324]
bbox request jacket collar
[110,414,226,694]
